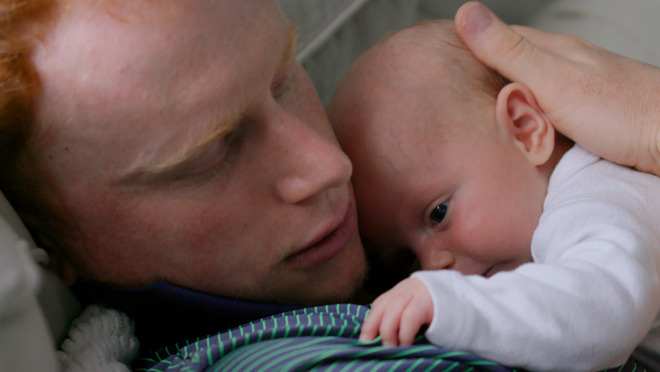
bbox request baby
[327,20,660,371]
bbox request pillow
[0,191,80,371]
[0,191,57,370]
[278,0,423,104]
[527,0,660,67]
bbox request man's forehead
[121,23,298,186]
[34,0,288,111]
[49,1,285,57]
[32,0,291,176]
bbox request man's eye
[429,202,448,224]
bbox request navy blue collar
[72,281,302,351]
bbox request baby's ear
[495,82,555,166]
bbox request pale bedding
[1,1,659,370]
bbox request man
[0,0,369,351]
[10,0,367,303]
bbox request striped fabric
[136,304,645,372]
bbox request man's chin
[274,269,368,306]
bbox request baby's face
[329,59,548,279]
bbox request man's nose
[271,110,353,204]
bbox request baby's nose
[421,250,455,271]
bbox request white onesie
[413,145,660,371]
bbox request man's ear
[495,82,555,166]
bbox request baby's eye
[429,202,448,225]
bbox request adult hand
[455,1,660,177]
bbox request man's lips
[284,202,357,267]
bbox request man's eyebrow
[118,22,298,187]
[118,109,246,187]
[276,21,299,78]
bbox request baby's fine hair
[394,19,509,103]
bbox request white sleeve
[413,152,660,371]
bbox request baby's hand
[359,277,434,346]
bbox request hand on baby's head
[455,1,660,177]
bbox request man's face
[330,44,546,281]
[31,0,366,305]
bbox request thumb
[454,2,558,90]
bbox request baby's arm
[415,163,660,370]
[359,277,433,346]
[363,150,660,371]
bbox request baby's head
[328,20,569,279]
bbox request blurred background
[277,0,660,104]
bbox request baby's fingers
[396,279,434,345]
[359,305,385,342]
[399,295,433,346]
[397,307,426,346]
[378,302,408,346]
[360,292,408,346]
